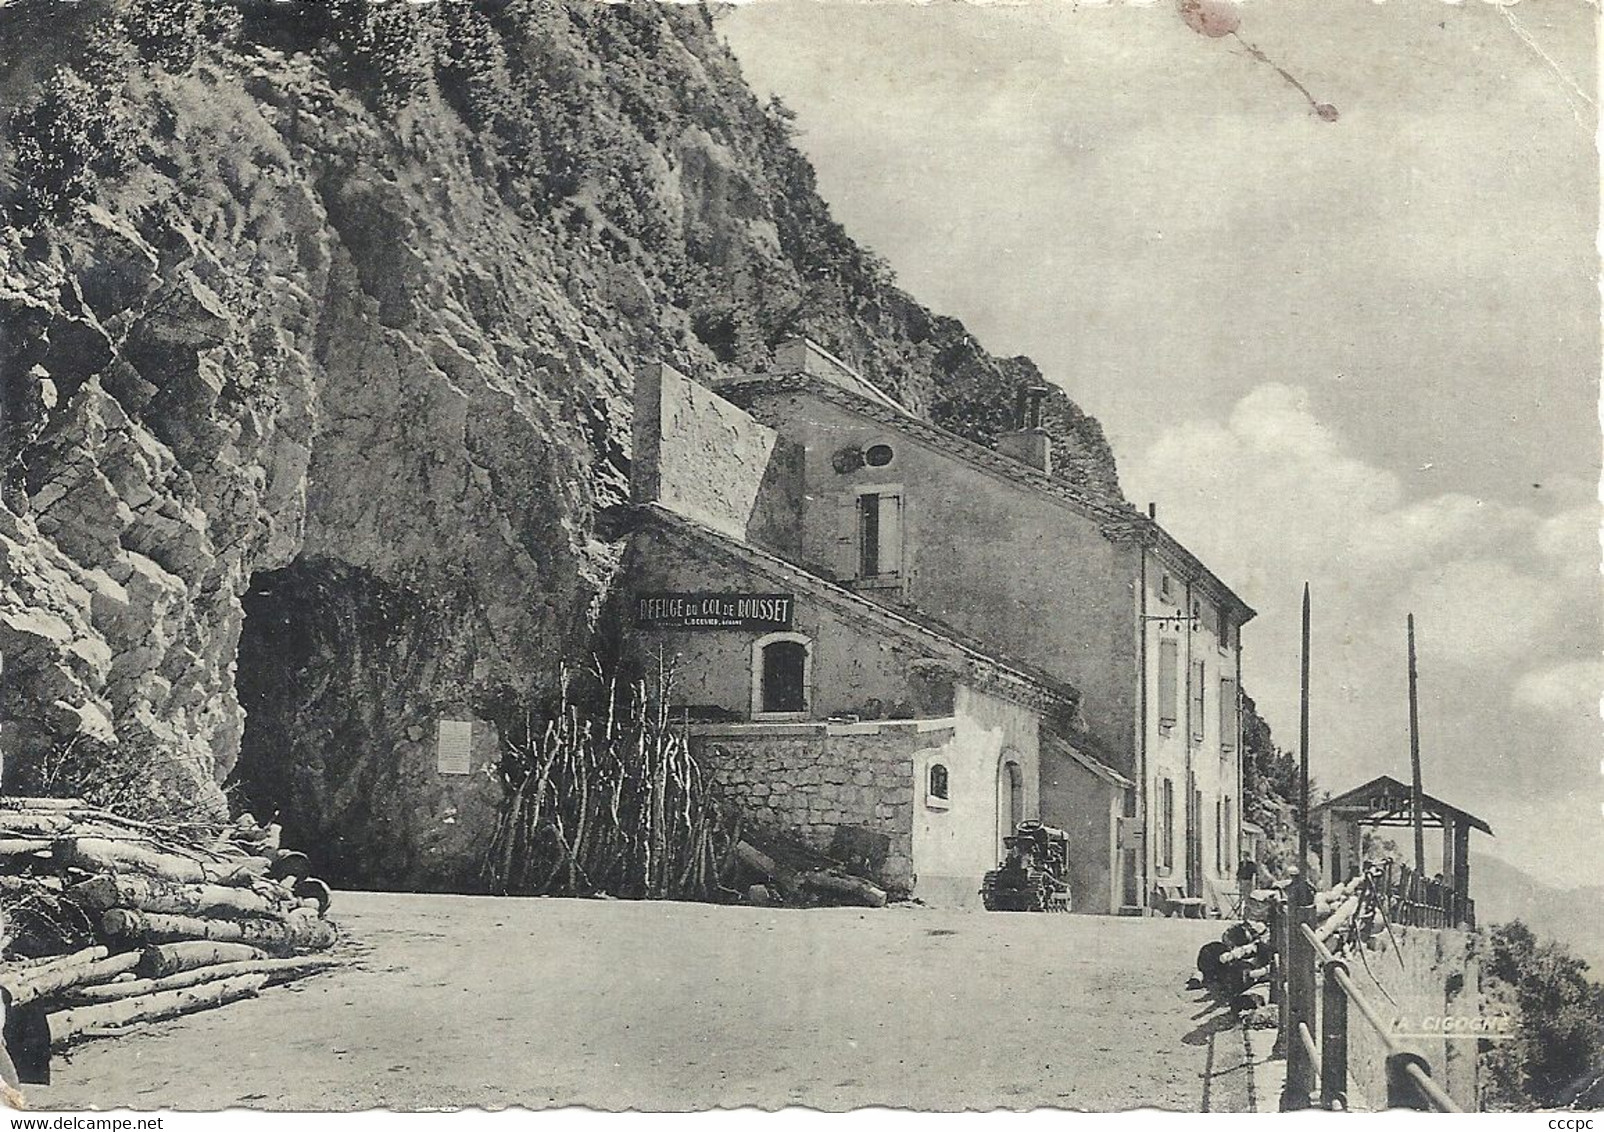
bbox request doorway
[997,755,1024,853]
[1185,779,1204,896]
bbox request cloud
[1514,659,1604,716]
[1393,558,1568,668]
[1535,504,1603,581]
[1125,384,1601,885]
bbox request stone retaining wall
[693,722,951,894]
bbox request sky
[720,0,1602,888]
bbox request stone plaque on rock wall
[635,592,794,630]
[437,720,474,775]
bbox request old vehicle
[981,820,1072,912]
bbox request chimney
[1148,502,1157,520]
[997,385,1053,474]
[772,337,903,410]
[774,337,847,380]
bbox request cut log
[733,841,799,897]
[137,942,267,978]
[103,908,337,955]
[46,973,268,1048]
[798,870,887,908]
[1316,896,1361,944]
[5,950,142,1006]
[2,946,108,975]
[230,822,282,854]
[0,840,51,857]
[68,875,293,918]
[267,850,311,881]
[0,814,73,838]
[53,839,269,886]
[1219,939,1273,969]
[293,877,332,916]
[1313,877,1362,916]
[60,955,348,1005]
[0,798,86,811]
[0,875,62,896]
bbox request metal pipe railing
[1271,896,1463,1112]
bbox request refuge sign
[635,592,794,630]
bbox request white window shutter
[1157,640,1178,726]
[1191,660,1206,739]
[830,493,859,581]
[880,493,903,575]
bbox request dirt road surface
[33,893,1264,1111]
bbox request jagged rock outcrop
[0,0,1122,887]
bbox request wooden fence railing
[1371,863,1475,930]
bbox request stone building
[622,340,1252,913]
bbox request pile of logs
[730,838,888,908]
[2,942,344,1052]
[1193,871,1393,1027]
[1195,920,1275,1019]
[0,797,344,1064]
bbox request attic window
[865,444,894,468]
[1159,573,1174,601]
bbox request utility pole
[1407,613,1425,878]
[1299,582,1310,872]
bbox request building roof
[1313,774,1494,836]
[714,367,1256,624]
[633,502,1081,719]
[1041,730,1134,790]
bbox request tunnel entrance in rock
[232,563,334,879]
[232,559,408,890]
[233,558,506,894]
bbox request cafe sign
[636,592,795,630]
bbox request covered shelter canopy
[1314,774,1493,836]
[1312,775,1492,921]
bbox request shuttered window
[1160,778,1175,871]
[1157,639,1178,727]
[1215,798,1223,873]
[856,491,903,577]
[1220,677,1238,751]
[1191,659,1206,740]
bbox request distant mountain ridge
[1471,852,1604,974]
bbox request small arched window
[928,763,949,800]
[752,632,811,717]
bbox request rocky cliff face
[0,0,1122,888]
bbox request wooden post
[1407,614,1425,879]
[1320,806,1337,887]
[1270,891,1291,1062]
[1281,885,1318,1110]
[1321,958,1349,1109]
[1452,822,1471,924]
[1299,583,1311,872]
